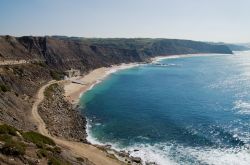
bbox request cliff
[0,36,232,70]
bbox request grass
[22,131,55,148]
[0,124,17,136]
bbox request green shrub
[0,84,10,92]
[22,131,55,147]
[50,70,63,80]
[46,146,62,154]
[0,124,17,135]
[1,140,26,156]
[44,83,59,98]
[37,148,48,158]
[48,157,69,165]
[0,134,12,142]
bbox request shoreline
[64,63,140,105]
[63,53,231,164]
[64,53,230,105]
[63,53,232,164]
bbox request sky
[0,0,250,43]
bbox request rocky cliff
[0,35,232,131]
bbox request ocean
[80,51,250,165]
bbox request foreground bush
[0,124,17,135]
[22,131,55,147]
[1,140,26,156]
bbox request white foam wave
[125,143,177,165]
[86,119,105,145]
[86,118,250,165]
[184,146,250,165]
[123,142,250,165]
[152,54,227,63]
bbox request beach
[64,63,139,104]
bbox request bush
[50,70,63,80]
[0,84,10,92]
[0,124,17,135]
[37,148,48,158]
[1,140,26,156]
[44,83,59,98]
[46,146,62,154]
[22,131,55,147]
[48,157,69,165]
[76,157,85,162]
[0,134,12,143]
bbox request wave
[125,143,250,165]
[152,54,227,63]
[86,118,250,165]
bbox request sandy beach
[64,63,139,104]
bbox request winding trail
[31,80,121,165]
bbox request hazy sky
[1,0,250,43]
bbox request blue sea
[80,51,250,165]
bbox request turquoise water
[80,52,250,165]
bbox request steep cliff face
[0,35,232,130]
[1,36,232,71]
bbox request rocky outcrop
[38,83,87,142]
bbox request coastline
[63,53,231,164]
[64,53,229,105]
[64,63,140,105]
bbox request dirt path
[31,80,121,165]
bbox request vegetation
[76,157,85,162]
[0,124,17,135]
[0,125,26,156]
[0,84,10,92]
[0,134,12,142]
[44,83,59,98]
[1,140,26,156]
[0,124,76,164]
[46,146,62,154]
[37,148,48,158]
[48,157,69,165]
[50,70,64,80]
[22,131,55,147]
[33,61,47,67]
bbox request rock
[104,144,112,149]
[118,150,130,157]
[131,156,142,164]
[146,162,157,165]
